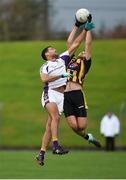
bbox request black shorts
[63,90,87,118]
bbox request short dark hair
[41,46,51,60]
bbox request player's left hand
[84,21,95,31]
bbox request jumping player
[64,19,101,148]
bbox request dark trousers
[105,137,115,151]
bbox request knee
[78,124,87,131]
[78,121,87,130]
[77,127,84,132]
[70,123,78,131]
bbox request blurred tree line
[0,0,126,41]
[94,23,126,39]
[0,0,52,40]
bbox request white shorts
[41,89,64,114]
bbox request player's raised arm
[67,15,94,56]
[68,21,95,57]
[68,28,86,56]
[84,30,92,60]
[67,26,78,49]
[67,15,86,49]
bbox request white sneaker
[88,133,101,148]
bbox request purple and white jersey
[40,51,70,89]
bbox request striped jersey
[67,57,91,85]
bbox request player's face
[46,47,58,60]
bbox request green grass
[0,40,126,148]
[0,150,126,179]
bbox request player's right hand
[75,16,85,27]
[84,21,95,31]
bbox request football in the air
[75,8,90,23]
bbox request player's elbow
[42,79,47,83]
[41,76,48,83]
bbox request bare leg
[76,117,87,137]
[40,115,52,151]
[45,102,60,141]
[45,102,69,154]
[36,114,52,166]
[67,115,87,138]
[66,115,101,147]
[36,102,68,166]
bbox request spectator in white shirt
[100,112,120,151]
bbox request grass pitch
[0,150,126,179]
[0,40,126,148]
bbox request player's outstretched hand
[84,21,95,31]
[75,16,85,27]
[61,72,72,78]
[87,14,92,23]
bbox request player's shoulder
[40,62,48,73]
[59,50,69,57]
[59,50,70,64]
[40,62,48,69]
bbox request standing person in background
[63,15,101,148]
[100,112,120,151]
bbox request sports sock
[40,150,45,158]
[53,140,59,150]
[77,129,86,137]
[40,147,46,152]
[84,134,89,140]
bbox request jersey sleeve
[59,51,70,66]
[40,64,48,75]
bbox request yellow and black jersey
[66,57,92,85]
